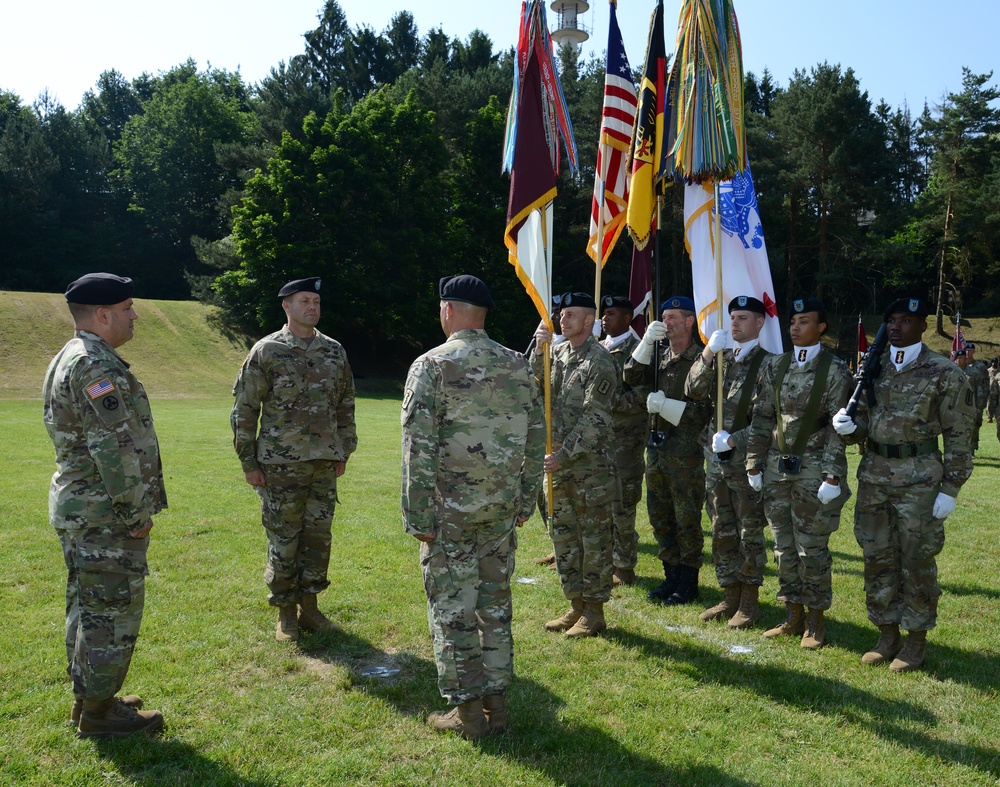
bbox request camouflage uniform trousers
[853,481,943,631]
[257,460,338,606]
[546,469,614,603]
[705,466,767,587]
[762,475,848,611]
[612,467,643,571]
[420,515,517,704]
[646,449,706,569]
[58,524,149,701]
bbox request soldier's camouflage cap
[278,277,321,297]
[64,273,133,304]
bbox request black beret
[790,297,828,322]
[64,273,134,305]
[561,292,597,310]
[660,295,695,312]
[439,275,495,309]
[278,277,321,297]
[601,295,634,312]
[882,297,928,322]
[728,295,766,315]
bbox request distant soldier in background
[834,297,975,671]
[963,343,989,454]
[232,277,357,642]
[746,298,852,649]
[402,275,544,739]
[600,295,648,587]
[624,296,712,606]
[686,296,773,629]
[991,371,1000,442]
[532,292,618,637]
[44,273,166,738]
[987,352,999,423]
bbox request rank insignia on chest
[797,349,807,362]
[733,348,742,360]
[85,378,116,399]
[895,350,905,365]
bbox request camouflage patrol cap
[561,292,597,310]
[728,295,766,315]
[601,295,633,313]
[660,296,695,313]
[439,275,495,309]
[64,273,134,304]
[278,277,321,297]
[882,297,928,321]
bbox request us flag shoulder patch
[85,378,116,399]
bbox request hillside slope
[0,291,251,399]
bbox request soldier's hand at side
[832,407,857,435]
[817,481,842,505]
[711,430,733,453]
[932,492,956,519]
[747,471,762,492]
[413,531,436,543]
[244,469,266,487]
[543,453,562,473]
[129,520,154,539]
[515,515,530,527]
[335,460,347,478]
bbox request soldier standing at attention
[401,275,544,740]
[745,298,852,649]
[987,352,999,423]
[686,296,773,629]
[963,343,989,454]
[600,295,648,587]
[834,297,975,671]
[624,296,712,606]
[232,277,357,642]
[44,273,166,738]
[532,292,618,637]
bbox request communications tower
[549,1,591,48]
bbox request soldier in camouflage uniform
[834,297,975,671]
[44,273,166,738]
[990,371,1000,440]
[987,355,999,423]
[531,292,618,637]
[963,343,989,453]
[231,277,357,642]
[746,298,852,649]
[402,275,544,740]
[686,296,773,629]
[600,295,648,587]
[624,296,712,606]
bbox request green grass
[3,395,1000,786]
[2,293,1000,784]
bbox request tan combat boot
[728,583,761,630]
[77,697,163,738]
[298,593,343,633]
[545,598,584,632]
[889,630,927,672]
[612,567,636,587]
[699,583,742,622]
[534,552,556,565]
[275,604,299,642]
[800,608,825,649]
[861,624,902,666]
[763,602,805,638]
[566,602,607,638]
[427,699,489,740]
[71,694,142,725]
[482,693,507,734]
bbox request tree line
[2,1,998,370]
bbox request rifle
[845,322,888,418]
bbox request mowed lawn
[2,390,1000,786]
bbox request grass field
[2,294,999,785]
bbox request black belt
[867,438,938,459]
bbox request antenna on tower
[549,1,591,49]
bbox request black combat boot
[647,562,678,602]
[664,565,700,606]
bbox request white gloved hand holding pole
[706,329,728,355]
[632,320,667,365]
[832,407,857,436]
[711,430,733,453]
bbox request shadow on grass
[608,626,1000,780]
[300,629,752,786]
[939,580,1000,601]
[93,735,274,786]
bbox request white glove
[646,391,666,415]
[747,473,762,492]
[832,407,857,436]
[817,481,842,505]
[646,392,687,425]
[643,320,668,344]
[711,430,732,453]
[932,492,956,519]
[707,329,728,354]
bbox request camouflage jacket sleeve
[821,357,853,480]
[231,346,267,473]
[613,338,649,416]
[520,369,546,518]
[336,354,358,459]
[555,348,618,467]
[623,352,654,389]
[990,373,1000,416]
[400,358,440,536]
[974,363,989,410]
[939,364,976,496]
[744,355,777,472]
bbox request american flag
[952,311,967,358]
[85,378,115,399]
[586,0,637,266]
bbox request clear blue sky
[1,0,994,114]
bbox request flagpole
[713,180,724,433]
[595,181,605,310]
[648,193,664,447]
[542,201,554,517]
